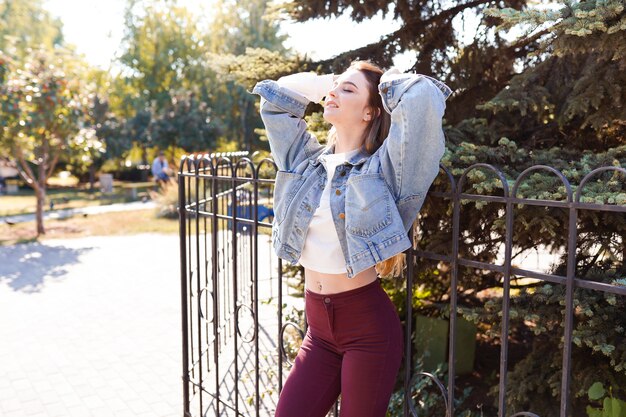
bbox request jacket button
[381,87,389,94]
[324,297,331,304]
[338,213,345,220]
[340,171,346,177]
[335,189,341,196]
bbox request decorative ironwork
[179,152,625,417]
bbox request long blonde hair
[327,60,406,278]
[376,226,420,278]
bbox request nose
[327,86,338,98]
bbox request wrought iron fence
[178,152,625,417]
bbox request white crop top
[298,148,360,274]
[275,72,354,274]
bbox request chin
[323,111,338,124]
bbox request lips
[325,100,338,108]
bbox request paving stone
[42,402,66,417]
[20,399,46,416]
[0,397,22,413]
[0,235,184,417]
[65,404,93,417]
[0,233,284,417]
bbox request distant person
[151,151,170,187]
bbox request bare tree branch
[13,146,39,191]
[316,0,495,67]
[46,151,59,180]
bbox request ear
[363,106,381,121]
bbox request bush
[148,182,179,219]
[387,360,480,417]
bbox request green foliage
[208,47,303,91]
[119,0,209,112]
[149,181,179,219]
[207,0,287,56]
[0,47,92,233]
[479,0,625,149]
[387,361,480,417]
[149,92,220,151]
[223,1,626,415]
[485,0,625,56]
[446,6,626,411]
[112,0,288,153]
[0,0,63,61]
[0,49,86,159]
[457,278,626,415]
[204,0,291,150]
[586,383,626,417]
[65,127,106,178]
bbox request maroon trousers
[275,278,404,417]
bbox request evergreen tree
[476,0,625,149]
[226,0,625,414]
[277,0,544,125]
[206,0,289,150]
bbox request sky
[43,0,483,72]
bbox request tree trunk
[89,163,96,192]
[141,144,148,182]
[241,99,250,151]
[622,231,626,275]
[36,163,46,236]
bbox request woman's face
[323,69,372,128]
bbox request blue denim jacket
[251,73,453,278]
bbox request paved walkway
[0,232,302,417]
[1,201,157,224]
[0,234,182,417]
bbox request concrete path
[0,234,183,417]
[0,232,302,417]
[1,201,157,224]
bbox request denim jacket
[251,73,453,278]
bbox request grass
[0,206,272,246]
[1,180,273,245]
[0,181,155,217]
[0,208,179,246]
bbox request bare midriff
[304,266,378,295]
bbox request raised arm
[376,70,453,230]
[251,73,333,171]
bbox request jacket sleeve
[251,75,331,172]
[376,73,453,229]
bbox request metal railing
[178,153,625,417]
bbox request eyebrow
[334,80,359,89]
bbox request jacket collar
[311,144,370,167]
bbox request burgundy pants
[275,278,404,417]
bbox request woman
[252,61,452,417]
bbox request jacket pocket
[273,171,305,226]
[345,173,392,237]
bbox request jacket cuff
[378,74,453,114]
[276,73,334,103]
[251,80,310,119]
